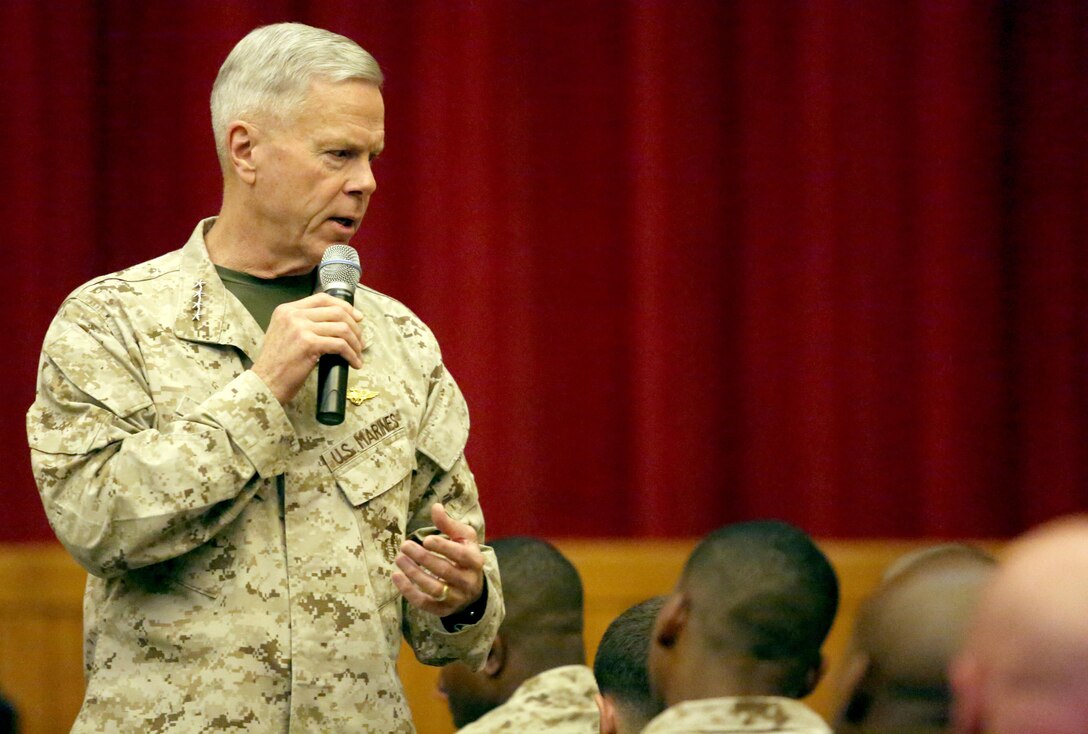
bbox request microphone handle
[316,285,355,426]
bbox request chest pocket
[328,420,414,506]
[329,424,416,588]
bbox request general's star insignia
[346,387,379,406]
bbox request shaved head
[650,520,839,706]
[438,536,586,728]
[836,544,995,733]
[952,516,1088,734]
[681,520,838,668]
[595,597,667,733]
[491,535,584,639]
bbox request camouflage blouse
[28,220,503,733]
[642,696,832,734]
[457,665,600,734]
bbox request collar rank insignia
[346,387,379,406]
[191,279,205,322]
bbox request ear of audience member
[644,520,839,733]
[832,544,996,734]
[950,515,1088,734]
[439,536,598,733]
[594,596,667,734]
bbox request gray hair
[210,22,384,162]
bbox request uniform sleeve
[26,297,297,578]
[401,363,504,669]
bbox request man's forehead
[296,82,384,137]
[306,77,383,103]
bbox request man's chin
[302,238,353,265]
[322,236,356,251]
[451,700,500,728]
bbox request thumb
[431,502,458,537]
[430,502,448,527]
[431,502,473,542]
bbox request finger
[308,321,364,359]
[396,556,446,595]
[401,541,483,609]
[395,549,453,593]
[303,332,364,369]
[297,303,365,326]
[431,503,477,543]
[393,562,462,617]
[270,296,359,324]
[391,570,439,610]
[293,315,363,353]
[422,533,483,571]
[293,292,363,313]
[400,540,464,583]
[288,293,338,308]
[287,311,360,358]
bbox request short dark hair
[491,536,584,638]
[681,520,839,693]
[594,596,666,723]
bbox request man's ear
[830,651,871,723]
[800,652,828,698]
[225,121,259,185]
[483,632,506,678]
[655,593,689,650]
[949,655,982,734]
[595,692,617,734]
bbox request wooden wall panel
[1,539,997,734]
[0,545,85,734]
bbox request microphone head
[318,244,362,292]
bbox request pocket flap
[330,430,414,507]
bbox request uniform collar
[648,696,830,732]
[173,217,264,360]
[171,218,375,357]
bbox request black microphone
[315,244,362,426]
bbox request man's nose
[346,161,376,196]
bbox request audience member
[833,544,996,734]
[439,536,599,733]
[0,692,15,734]
[644,520,839,733]
[594,596,666,734]
[950,515,1088,734]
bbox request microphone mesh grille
[318,245,362,290]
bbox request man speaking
[26,23,503,733]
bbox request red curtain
[2,0,1085,543]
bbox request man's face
[437,661,502,728]
[250,78,385,272]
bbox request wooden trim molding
[0,539,1000,734]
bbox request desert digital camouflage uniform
[456,665,599,734]
[641,696,831,734]
[26,219,504,733]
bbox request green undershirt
[216,266,316,332]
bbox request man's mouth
[330,216,355,229]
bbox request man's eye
[328,150,352,159]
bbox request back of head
[594,597,667,734]
[492,535,585,644]
[836,544,996,734]
[438,536,585,728]
[677,520,839,698]
[952,515,1088,734]
[210,23,383,164]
